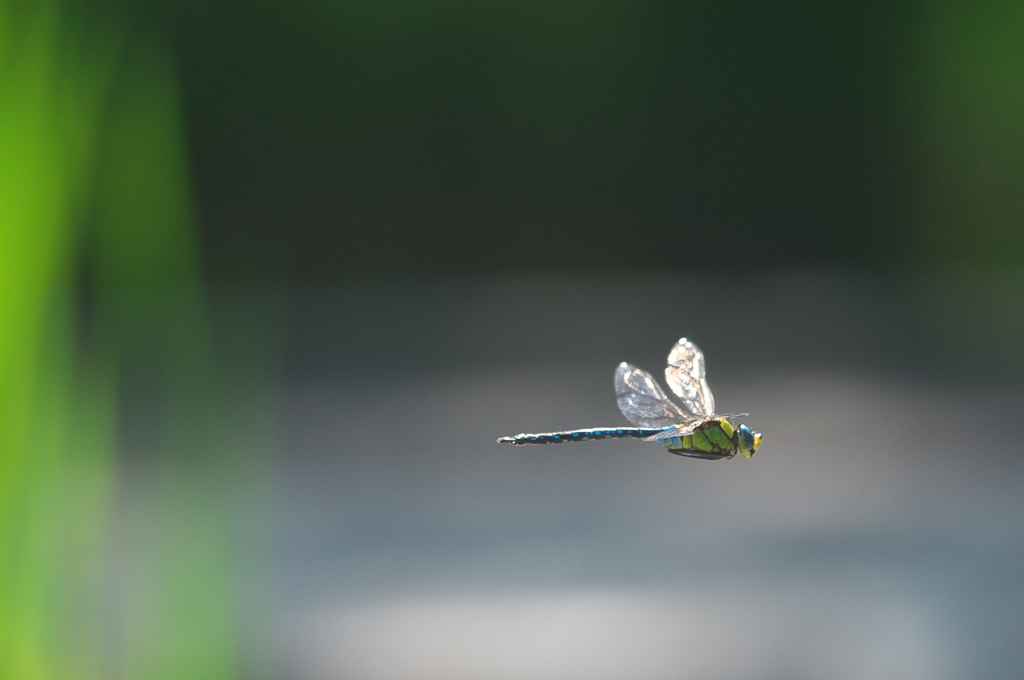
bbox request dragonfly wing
[665,338,715,417]
[615,362,692,428]
[643,422,701,441]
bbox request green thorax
[663,418,737,459]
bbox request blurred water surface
[271,274,1024,680]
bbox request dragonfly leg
[668,450,730,461]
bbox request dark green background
[94,0,1021,280]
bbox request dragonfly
[497,338,762,460]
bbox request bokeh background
[2,1,1024,678]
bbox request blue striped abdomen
[498,427,663,446]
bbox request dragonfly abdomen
[498,427,664,446]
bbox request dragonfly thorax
[661,419,762,460]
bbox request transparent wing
[615,362,692,428]
[645,413,750,441]
[664,338,716,417]
[643,422,701,441]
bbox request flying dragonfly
[497,338,762,460]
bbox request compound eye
[738,425,755,453]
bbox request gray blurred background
[274,275,1024,680]
[3,1,1024,679]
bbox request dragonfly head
[737,424,762,458]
